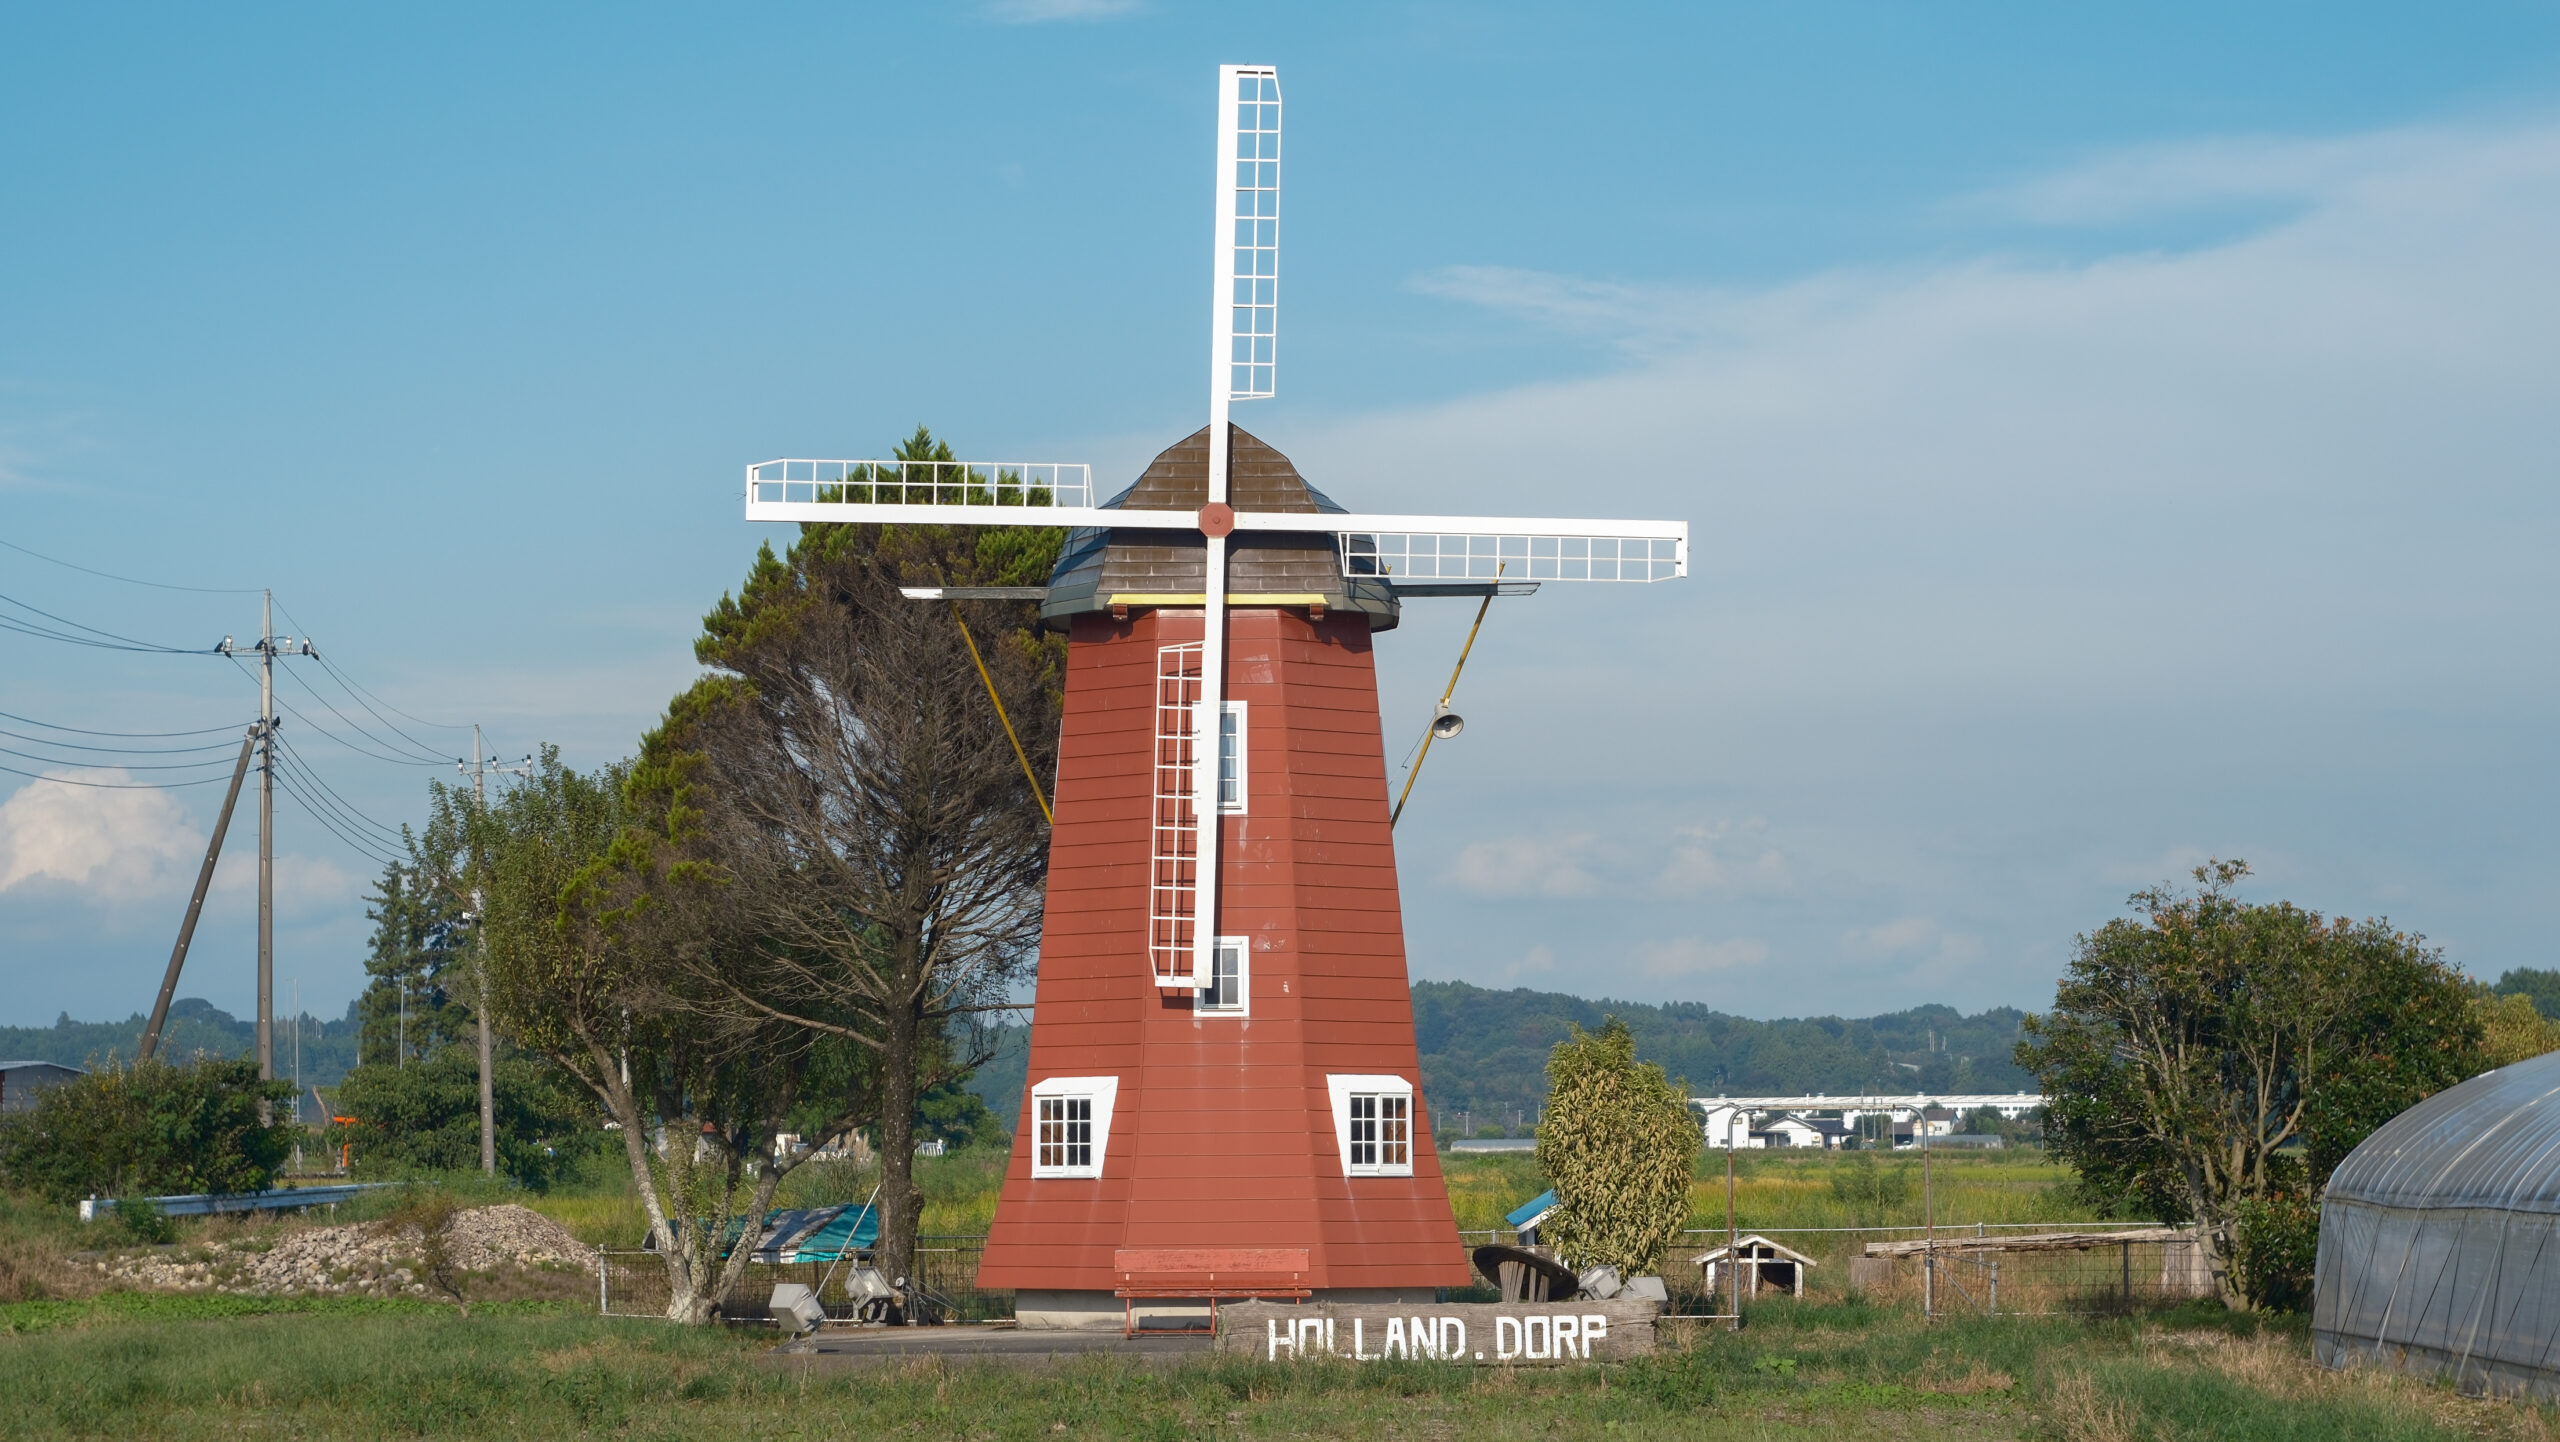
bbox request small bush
[1537,1017,1699,1276]
[113,1198,178,1247]
[1827,1152,1914,1212]
[330,1047,604,1189]
[0,1057,294,1204]
[2231,1191,2320,1312]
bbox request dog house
[1691,1234,1816,1297]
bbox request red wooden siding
[975,606,1471,1294]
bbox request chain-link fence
[605,1224,2201,1324]
[1459,1222,2201,1318]
[600,1236,1013,1322]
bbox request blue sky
[3,3,2556,1027]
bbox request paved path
[768,1324,1217,1370]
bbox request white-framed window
[1197,936,1248,1017]
[1326,1074,1415,1177]
[1195,700,1246,814]
[1028,1075,1119,1179]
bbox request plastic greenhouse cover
[2323,1050,2560,1213]
[2314,1050,2560,1397]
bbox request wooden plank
[1862,1227,2191,1258]
[1216,1299,1659,1364]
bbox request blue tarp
[782,1204,878,1262]
[1507,1189,1559,1230]
[747,1204,880,1263]
[649,1203,878,1261]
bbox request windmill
[741,66,1687,1327]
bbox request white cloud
[1654,818,1791,897]
[0,773,200,899]
[984,0,1141,22]
[1632,936,1770,980]
[0,773,359,918]
[1957,127,2458,227]
[1841,916,1983,968]
[1443,833,1606,898]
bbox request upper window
[1197,936,1248,1017]
[1326,1074,1416,1177]
[1197,700,1246,814]
[1028,1075,1119,1179]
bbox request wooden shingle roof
[1042,425,1399,630]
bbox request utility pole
[219,592,310,1106]
[457,726,530,1177]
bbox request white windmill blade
[1237,511,1691,582]
[1214,64,1281,411]
[744,459,1111,525]
[1190,63,1277,990]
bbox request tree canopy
[1535,1018,1700,1278]
[0,1057,295,1204]
[2018,860,2481,1306]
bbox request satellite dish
[1431,706,1464,740]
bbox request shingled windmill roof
[1041,424,1400,631]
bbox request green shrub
[329,1046,603,1189]
[1827,1152,1914,1212]
[1536,1017,1699,1276]
[0,1056,293,1203]
[2231,1191,2320,1312]
[112,1198,178,1246]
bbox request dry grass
[2049,1371,2140,1442]
[2156,1328,2560,1440]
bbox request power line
[0,724,247,756]
[0,742,240,773]
[0,762,237,790]
[271,736,410,847]
[270,598,471,733]
[0,535,263,595]
[222,656,446,767]
[0,708,248,739]
[0,614,203,654]
[271,767,404,868]
[0,589,211,654]
[276,660,453,764]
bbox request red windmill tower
[741,66,1687,1329]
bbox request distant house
[0,1060,82,1113]
[1756,1116,1840,1149]
[1696,1103,1763,1149]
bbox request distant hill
[0,998,361,1088]
[9,984,2035,1136]
[1411,980,2037,1135]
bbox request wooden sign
[1216,1299,1660,1365]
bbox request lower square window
[1327,1074,1416,1177]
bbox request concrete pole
[473,725,495,1176]
[258,590,275,1087]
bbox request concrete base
[1015,1288,1444,1331]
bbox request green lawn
[2,1293,2550,1439]
[10,1150,2559,1439]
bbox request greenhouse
[2314,1049,2560,1398]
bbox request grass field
[1440,1145,2087,1235]
[502,1139,2092,1248]
[5,1292,2555,1439]
[9,1149,2560,1438]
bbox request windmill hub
[1197,501,1236,538]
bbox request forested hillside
[0,998,361,1087]
[1411,980,2037,1135]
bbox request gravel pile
[100,1204,597,1297]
